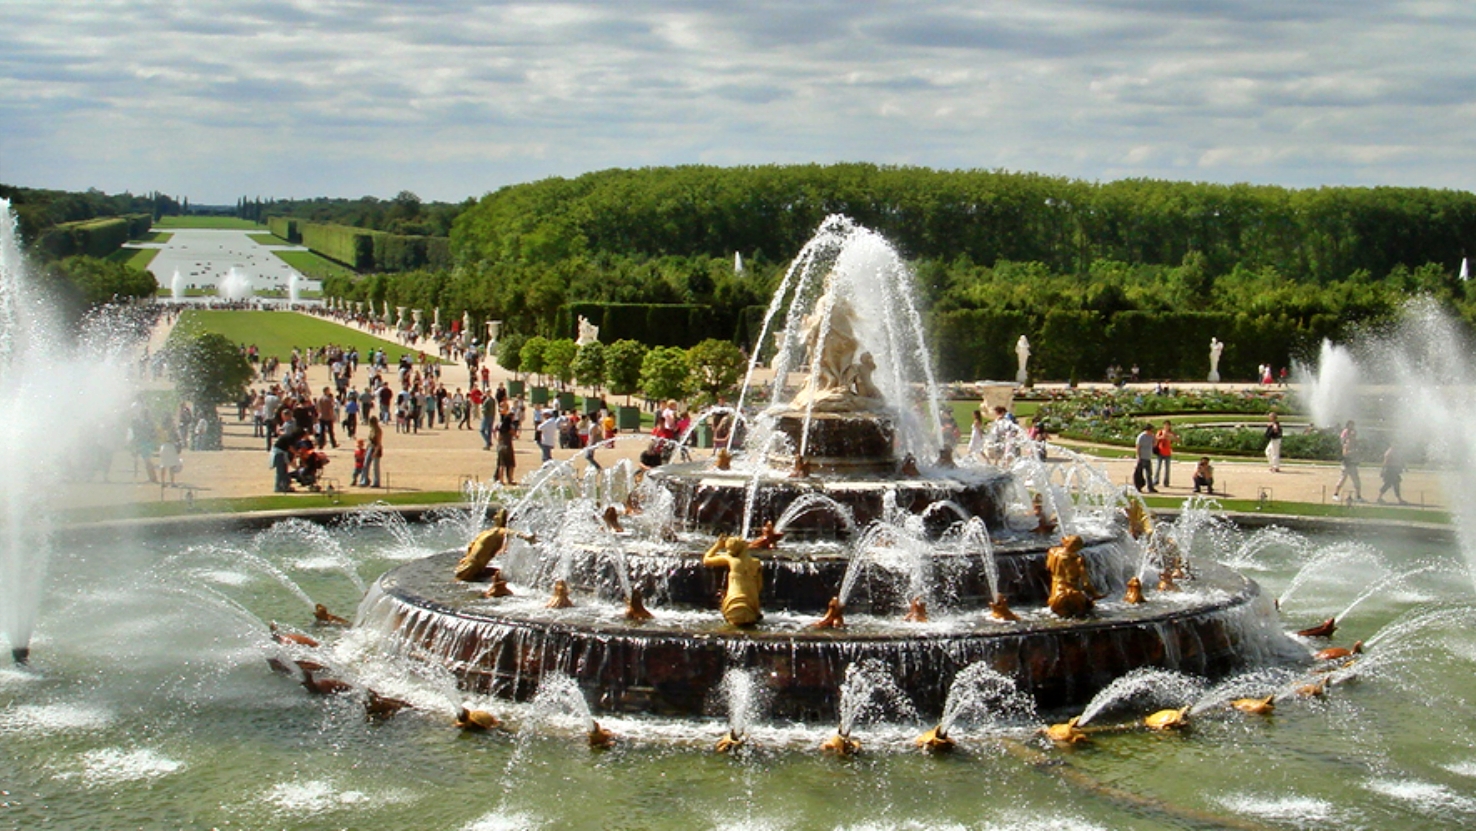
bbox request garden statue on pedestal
[1016,335,1031,384]
[576,315,600,346]
[1208,337,1224,383]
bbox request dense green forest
[324,164,1476,382]
[0,184,171,318]
[9,166,1476,383]
[244,191,469,237]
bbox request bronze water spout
[748,520,784,550]
[481,570,513,598]
[790,455,812,479]
[588,720,616,749]
[545,580,574,609]
[624,589,654,622]
[1315,640,1363,661]
[915,724,955,753]
[715,729,745,754]
[1042,716,1090,745]
[820,729,861,756]
[1231,696,1275,716]
[812,597,846,629]
[1157,568,1179,593]
[1143,707,1190,731]
[990,594,1020,622]
[1123,577,1144,605]
[1144,707,1190,731]
[1296,617,1337,638]
[454,707,501,731]
[903,597,929,623]
[601,505,624,533]
[313,603,349,626]
[714,448,732,471]
[1032,494,1057,535]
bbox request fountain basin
[362,552,1276,719]
[649,460,1014,537]
[535,531,1125,612]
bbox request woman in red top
[1153,421,1179,487]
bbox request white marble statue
[1015,335,1031,384]
[792,296,884,410]
[1208,337,1224,383]
[576,315,600,346]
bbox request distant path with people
[54,310,1451,519]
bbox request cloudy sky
[4,1,1475,205]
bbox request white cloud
[3,0,1476,202]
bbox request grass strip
[171,309,444,363]
[271,248,356,280]
[155,216,265,230]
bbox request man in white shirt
[536,408,560,463]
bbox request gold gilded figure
[703,535,763,627]
[455,508,537,582]
[1046,535,1100,618]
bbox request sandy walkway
[60,312,1449,514]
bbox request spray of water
[0,199,139,663]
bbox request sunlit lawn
[271,248,356,280]
[109,246,160,272]
[155,216,265,229]
[171,309,442,363]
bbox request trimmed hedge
[297,221,450,272]
[37,214,151,260]
[373,233,451,271]
[302,222,374,270]
[268,216,301,243]
[929,309,1347,383]
[555,302,735,348]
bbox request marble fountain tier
[359,215,1281,721]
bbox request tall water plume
[736,215,946,460]
[0,199,137,663]
[1296,298,1476,587]
[217,267,254,301]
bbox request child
[1192,457,1215,494]
[353,439,367,486]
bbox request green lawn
[62,490,470,522]
[271,248,356,280]
[948,398,1041,429]
[134,231,173,244]
[171,309,442,363]
[109,246,160,272]
[247,232,292,246]
[155,216,265,230]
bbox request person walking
[364,415,383,488]
[1332,419,1362,502]
[1153,420,1178,487]
[967,410,986,460]
[1134,423,1157,493]
[315,387,339,449]
[1377,444,1407,504]
[1264,412,1283,472]
[495,402,517,485]
[479,393,496,450]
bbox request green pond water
[3,513,1475,831]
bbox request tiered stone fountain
[361,216,1285,720]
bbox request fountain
[359,216,1292,718]
[170,268,184,301]
[11,202,1476,827]
[0,199,136,664]
[289,271,301,303]
[217,266,254,302]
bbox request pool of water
[3,509,1475,830]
